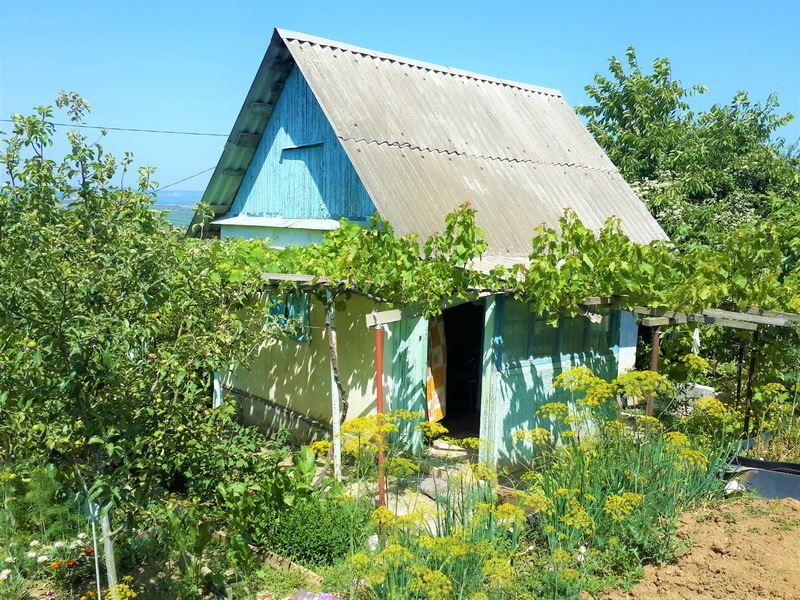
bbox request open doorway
[440,301,484,437]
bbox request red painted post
[375,325,386,507]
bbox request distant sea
[153,190,204,230]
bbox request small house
[192,29,668,465]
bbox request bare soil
[598,497,800,600]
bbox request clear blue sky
[2,0,798,192]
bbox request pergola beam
[636,305,795,330]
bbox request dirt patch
[599,497,800,600]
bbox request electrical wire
[0,118,227,137]
[155,167,217,192]
[0,118,224,191]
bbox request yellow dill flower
[524,493,556,515]
[394,511,428,529]
[553,366,602,392]
[677,448,709,470]
[310,440,331,457]
[391,409,425,421]
[482,557,514,588]
[552,549,571,564]
[603,420,625,434]
[542,524,556,533]
[561,568,580,581]
[377,544,413,567]
[694,397,726,419]
[583,493,597,503]
[365,567,386,586]
[763,382,787,394]
[415,420,449,438]
[603,492,644,520]
[613,370,672,404]
[340,416,375,436]
[456,436,491,450]
[553,487,579,499]
[638,416,662,428]
[470,539,495,558]
[560,429,577,438]
[562,414,582,426]
[679,353,710,375]
[470,593,490,600]
[373,505,396,525]
[469,462,498,481]
[560,498,594,532]
[340,415,398,456]
[409,568,453,600]
[536,402,571,419]
[494,502,526,525]
[581,381,615,407]
[513,428,551,445]
[622,492,644,504]
[663,431,690,449]
[347,553,371,575]
[386,457,420,477]
[418,535,470,560]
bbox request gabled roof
[190,29,668,257]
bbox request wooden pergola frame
[260,274,800,438]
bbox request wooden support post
[375,325,387,508]
[326,292,346,481]
[735,342,745,409]
[647,326,661,417]
[743,329,760,438]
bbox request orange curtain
[426,314,447,422]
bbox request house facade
[194,30,667,465]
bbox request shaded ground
[599,497,800,600]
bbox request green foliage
[577,46,707,183]
[578,47,800,249]
[0,95,284,505]
[268,497,373,566]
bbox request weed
[743,503,769,517]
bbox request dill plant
[342,411,525,599]
[513,366,728,597]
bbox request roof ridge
[341,136,617,173]
[278,29,563,98]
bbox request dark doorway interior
[440,301,484,437]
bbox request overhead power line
[155,167,217,192]
[0,119,228,137]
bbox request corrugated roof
[190,29,668,254]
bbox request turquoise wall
[481,297,624,466]
[229,66,376,221]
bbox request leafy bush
[267,497,373,566]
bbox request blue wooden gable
[228,66,375,222]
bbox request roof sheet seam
[341,136,618,173]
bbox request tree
[577,47,800,248]
[0,94,279,504]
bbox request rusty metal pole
[647,326,661,417]
[375,324,387,508]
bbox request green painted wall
[233,294,380,441]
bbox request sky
[1,0,798,193]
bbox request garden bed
[598,497,800,600]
